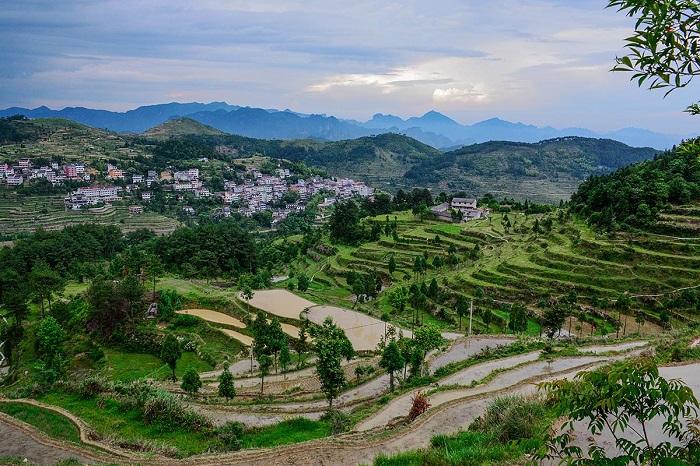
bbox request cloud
[0,0,697,133]
[433,87,487,103]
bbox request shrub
[216,421,244,450]
[78,374,112,399]
[171,314,199,328]
[141,391,212,431]
[321,409,351,434]
[408,391,430,421]
[471,395,548,442]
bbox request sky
[1,0,698,134]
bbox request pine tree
[218,365,236,401]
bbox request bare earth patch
[177,309,246,328]
[243,289,315,319]
[307,305,409,352]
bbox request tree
[240,285,254,312]
[379,340,404,391]
[181,367,202,395]
[144,253,164,296]
[635,310,646,335]
[311,317,354,408]
[258,354,272,395]
[329,200,365,244]
[297,272,310,292]
[279,339,291,374]
[542,305,566,339]
[389,287,408,315]
[35,316,66,382]
[427,278,439,300]
[297,319,310,370]
[538,358,700,465]
[28,262,64,317]
[609,0,700,115]
[160,333,181,381]
[456,297,468,330]
[218,365,236,401]
[412,324,445,376]
[508,303,528,334]
[388,256,397,276]
[615,293,632,337]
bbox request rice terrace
[2,1,700,465]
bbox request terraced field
[0,195,181,236]
[289,208,700,337]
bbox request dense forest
[570,138,700,229]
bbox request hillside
[571,138,700,231]
[0,117,150,162]
[400,137,658,202]
[143,117,225,139]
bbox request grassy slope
[0,402,81,444]
[285,208,700,336]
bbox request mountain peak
[419,110,455,123]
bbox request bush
[408,391,430,421]
[141,391,212,431]
[78,374,112,399]
[171,314,199,328]
[216,421,244,450]
[320,409,351,434]
[470,395,548,442]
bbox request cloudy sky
[1,0,698,133]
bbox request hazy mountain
[143,117,226,139]
[0,102,686,149]
[360,112,686,150]
[0,102,239,132]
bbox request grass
[241,418,331,449]
[102,350,213,382]
[374,395,553,466]
[38,391,212,457]
[374,431,532,466]
[0,402,81,444]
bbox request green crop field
[285,207,700,337]
[0,195,181,236]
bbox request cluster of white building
[1,159,93,187]
[430,197,489,223]
[218,168,373,223]
[65,185,122,210]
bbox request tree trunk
[389,371,394,391]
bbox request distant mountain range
[0,102,688,149]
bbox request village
[0,157,377,225]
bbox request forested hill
[143,118,226,139]
[0,115,663,203]
[570,138,700,230]
[398,137,658,201]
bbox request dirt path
[0,342,650,466]
[0,414,96,465]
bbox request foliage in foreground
[374,395,552,466]
[538,358,700,465]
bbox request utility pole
[468,299,473,339]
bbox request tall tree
[311,317,354,408]
[508,303,529,334]
[379,340,404,391]
[28,262,63,317]
[160,333,181,381]
[218,365,236,401]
